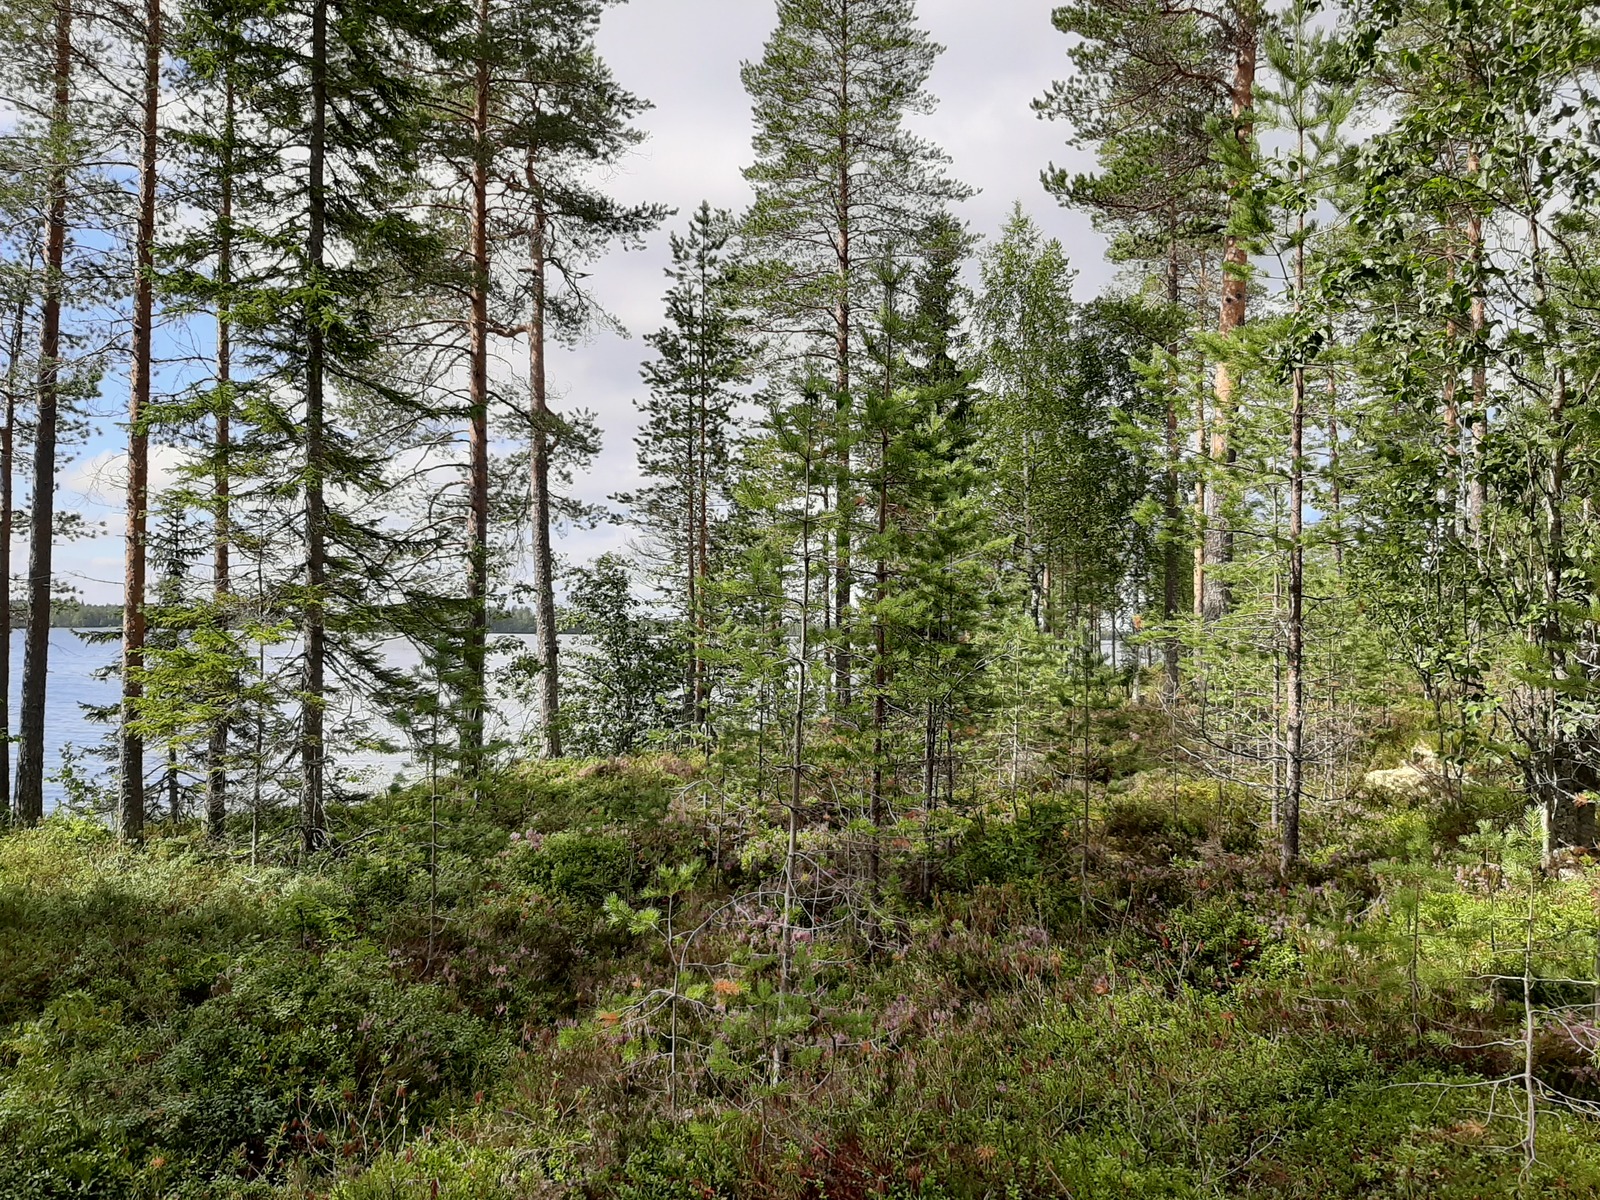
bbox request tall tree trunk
[868,275,897,895]
[1161,221,1182,696]
[1527,213,1594,852]
[15,0,73,826]
[120,0,162,843]
[832,36,853,711]
[301,0,329,853]
[1326,373,1341,576]
[1467,149,1489,549]
[462,0,491,781]
[684,365,697,729]
[1282,172,1306,873]
[0,280,25,816]
[1442,249,1463,539]
[206,76,235,842]
[870,434,887,896]
[776,440,814,1082]
[1201,7,1258,623]
[1536,349,1589,851]
[527,187,561,758]
[694,249,711,734]
[1192,256,1210,618]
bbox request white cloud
[60,442,192,513]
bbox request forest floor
[4,711,1600,1198]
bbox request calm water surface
[13,628,550,811]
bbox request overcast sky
[59,0,1108,604]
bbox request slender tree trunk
[165,740,179,825]
[1270,545,1282,832]
[775,439,815,1084]
[1527,212,1594,850]
[684,365,697,728]
[206,77,235,842]
[832,39,853,711]
[1326,372,1342,577]
[300,0,330,853]
[1442,248,1463,541]
[683,437,696,727]
[868,277,897,897]
[1161,224,1183,696]
[1521,872,1539,1167]
[694,252,711,734]
[870,428,887,897]
[1202,10,1258,623]
[1192,258,1209,620]
[527,186,561,758]
[463,2,492,781]
[1281,126,1307,873]
[1024,437,1043,630]
[15,0,73,826]
[1283,364,1305,868]
[0,282,25,817]
[1193,416,1207,617]
[119,0,162,842]
[1467,149,1488,548]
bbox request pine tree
[0,189,35,820]
[740,0,969,710]
[1040,0,1264,623]
[1037,0,1228,688]
[13,0,76,824]
[424,0,633,778]
[116,0,164,842]
[1257,0,1356,870]
[477,0,664,759]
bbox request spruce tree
[563,553,676,756]
[165,0,276,841]
[895,215,994,815]
[855,230,994,880]
[617,202,747,740]
[189,0,462,850]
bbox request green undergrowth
[1,753,1598,1198]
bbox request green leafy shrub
[1102,792,1209,856]
[1151,898,1300,991]
[946,803,1076,894]
[331,1139,527,1199]
[514,829,636,903]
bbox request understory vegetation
[6,740,1600,1199]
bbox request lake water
[13,628,549,812]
